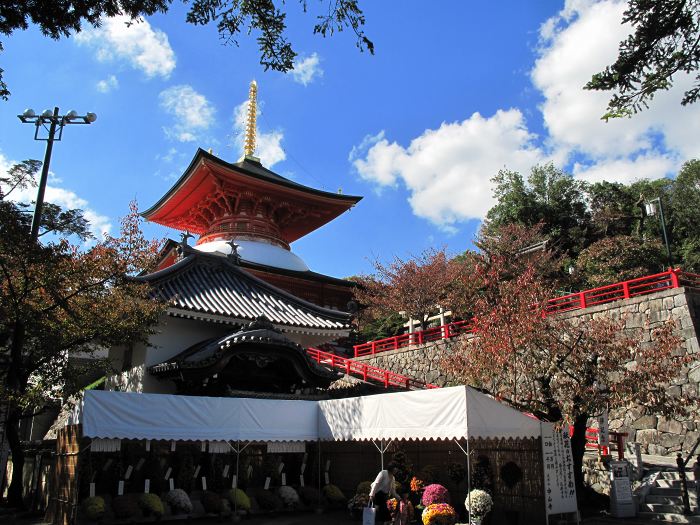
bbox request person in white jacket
[369,462,398,524]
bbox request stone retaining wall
[354,287,700,456]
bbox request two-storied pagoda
[106,82,362,396]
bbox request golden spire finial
[243,80,258,159]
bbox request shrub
[138,493,165,518]
[201,491,224,514]
[422,503,456,525]
[347,492,369,511]
[252,489,280,510]
[226,488,251,510]
[356,480,372,495]
[112,495,141,519]
[421,484,450,506]
[165,489,193,514]
[299,486,321,506]
[323,484,346,504]
[464,489,493,518]
[81,496,105,521]
[277,486,300,507]
[447,463,467,484]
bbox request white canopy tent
[78,386,574,519]
[81,386,540,443]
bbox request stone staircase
[639,471,700,523]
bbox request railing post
[393,336,399,350]
[354,346,359,358]
[579,292,587,309]
[371,342,376,355]
[670,268,680,288]
[384,372,389,388]
[622,282,630,299]
[417,331,423,345]
[345,360,351,376]
[362,365,367,382]
[444,323,450,339]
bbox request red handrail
[306,347,439,390]
[354,268,697,358]
[570,426,628,461]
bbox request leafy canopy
[0,0,372,99]
[1,159,166,506]
[586,0,700,118]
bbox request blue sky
[1,0,699,279]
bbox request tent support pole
[372,439,393,470]
[316,439,324,512]
[228,440,250,522]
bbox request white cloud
[159,85,216,143]
[532,0,700,167]
[290,53,323,86]
[75,15,175,78]
[351,0,700,228]
[96,75,119,93]
[0,152,112,239]
[351,109,546,227]
[233,100,286,167]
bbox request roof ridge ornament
[226,239,241,264]
[240,80,260,164]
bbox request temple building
[106,81,362,397]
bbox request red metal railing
[354,269,700,357]
[354,320,475,357]
[306,347,439,390]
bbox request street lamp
[645,197,673,268]
[17,107,97,242]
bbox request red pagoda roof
[142,149,362,245]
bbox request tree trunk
[570,412,589,495]
[5,321,27,509]
[5,409,25,509]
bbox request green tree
[0,0,372,99]
[574,235,666,288]
[671,160,700,271]
[0,161,166,508]
[586,0,700,118]
[485,164,590,261]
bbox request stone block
[658,417,685,435]
[663,297,676,310]
[632,415,658,430]
[648,444,668,456]
[675,294,688,308]
[625,313,646,329]
[636,429,659,444]
[689,366,700,383]
[683,431,700,450]
[659,431,684,449]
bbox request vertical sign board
[597,411,609,447]
[541,423,578,517]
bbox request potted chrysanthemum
[464,489,492,525]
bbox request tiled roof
[135,249,350,332]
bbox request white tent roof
[81,386,541,443]
[318,386,541,441]
[82,390,319,442]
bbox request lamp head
[41,109,53,118]
[22,108,36,119]
[65,110,79,121]
[645,202,658,217]
[85,112,97,123]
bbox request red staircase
[306,347,439,390]
[354,268,700,357]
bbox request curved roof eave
[142,148,362,218]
